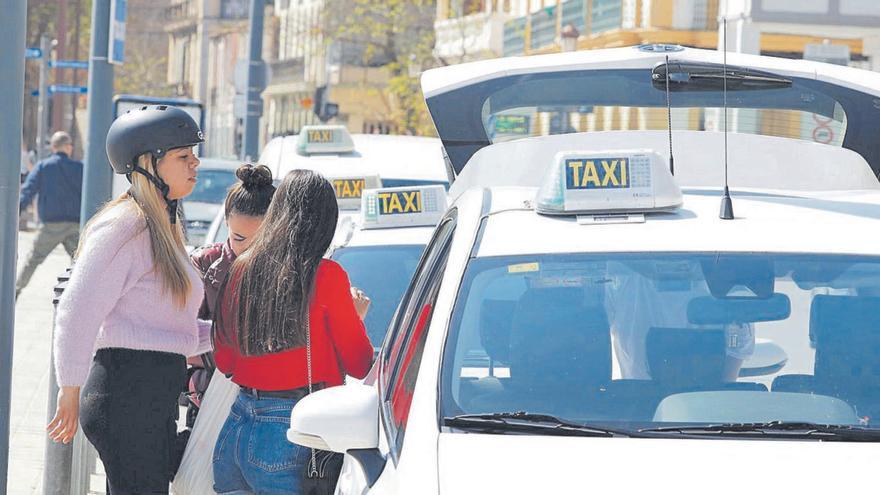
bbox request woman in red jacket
[180,164,275,430]
[212,169,373,494]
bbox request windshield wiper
[639,420,880,441]
[443,411,632,438]
[652,61,792,90]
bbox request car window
[441,252,880,437]
[187,169,238,204]
[380,214,455,458]
[381,215,455,392]
[331,245,426,346]
[427,67,880,174]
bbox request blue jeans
[213,391,310,494]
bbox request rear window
[427,65,880,174]
[482,70,848,147]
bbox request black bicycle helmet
[106,105,204,225]
[106,105,204,175]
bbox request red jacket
[213,259,373,390]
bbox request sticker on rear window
[508,262,540,274]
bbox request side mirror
[288,383,379,452]
[288,383,386,488]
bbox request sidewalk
[6,230,103,495]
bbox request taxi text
[333,179,365,198]
[378,190,422,215]
[307,129,336,143]
[565,158,629,190]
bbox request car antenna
[719,16,735,220]
[664,54,675,176]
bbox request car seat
[473,287,612,416]
[774,295,880,421]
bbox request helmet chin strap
[130,156,179,225]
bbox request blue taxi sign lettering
[378,190,422,215]
[333,178,365,199]
[565,158,629,189]
[361,185,446,229]
[329,175,380,210]
[535,149,681,216]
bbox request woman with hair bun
[184,164,276,425]
[191,164,276,321]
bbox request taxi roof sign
[297,125,355,155]
[328,175,381,211]
[535,149,682,216]
[361,185,447,229]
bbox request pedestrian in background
[16,131,82,298]
[47,106,209,495]
[212,169,373,494]
[20,137,33,182]
[19,137,34,231]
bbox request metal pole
[80,0,115,226]
[242,0,266,162]
[37,35,51,159]
[43,272,73,495]
[0,0,28,492]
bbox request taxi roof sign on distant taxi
[535,149,682,216]
[297,125,355,155]
[361,185,447,229]
[329,175,381,211]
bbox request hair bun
[236,164,273,189]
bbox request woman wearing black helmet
[47,106,209,494]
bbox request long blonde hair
[78,153,191,306]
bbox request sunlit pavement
[6,230,95,494]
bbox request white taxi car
[287,45,880,494]
[329,185,448,348]
[203,125,449,248]
[260,125,450,190]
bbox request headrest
[480,299,517,364]
[810,295,880,347]
[508,288,611,391]
[810,296,880,381]
[646,327,726,387]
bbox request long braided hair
[217,169,339,355]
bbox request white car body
[299,183,880,495]
[288,45,880,495]
[259,133,451,188]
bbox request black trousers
[80,348,186,494]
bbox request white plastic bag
[172,370,240,495]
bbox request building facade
[165,0,398,158]
[266,0,395,141]
[164,0,255,158]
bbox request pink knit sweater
[54,203,211,387]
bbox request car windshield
[441,252,880,439]
[426,67,880,175]
[332,245,425,346]
[188,169,238,204]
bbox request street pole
[37,35,51,159]
[80,0,115,225]
[0,0,28,492]
[242,0,266,162]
